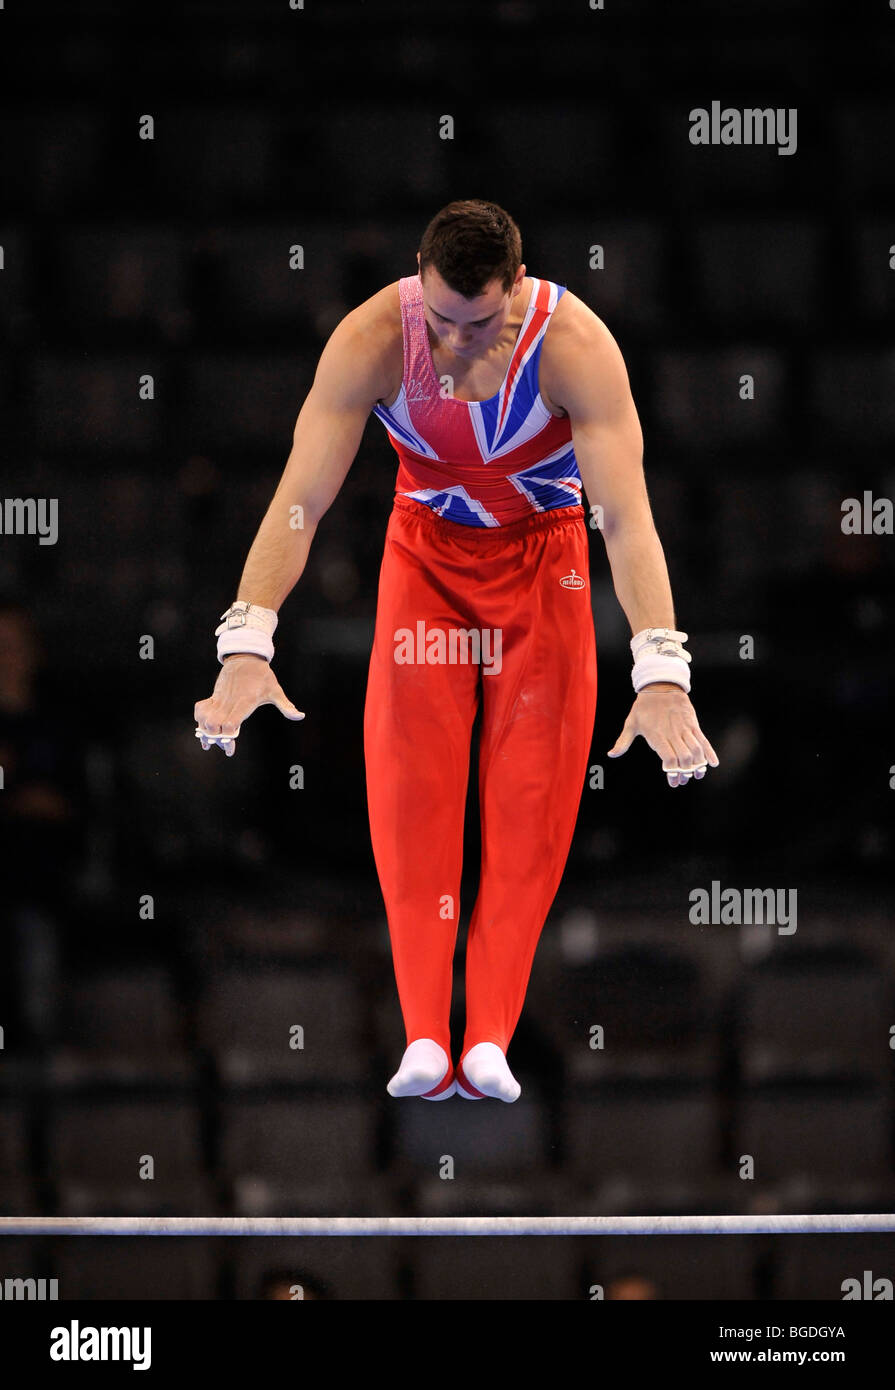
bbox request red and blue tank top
[372,274,583,528]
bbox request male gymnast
[194,199,719,1103]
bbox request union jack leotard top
[371,273,583,528]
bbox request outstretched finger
[268,690,305,721]
[694,727,720,767]
[607,713,637,758]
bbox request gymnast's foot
[456,1042,521,1102]
[387,1039,456,1100]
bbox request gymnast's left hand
[607,682,720,787]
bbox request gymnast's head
[416,199,526,357]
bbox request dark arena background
[0,0,894,1335]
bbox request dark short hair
[418,199,522,299]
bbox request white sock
[387,1039,452,1098]
[456,1042,521,1103]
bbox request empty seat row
[2,1081,892,1194]
[9,935,893,1077]
[19,937,893,1079]
[2,1227,893,1299]
[3,219,892,333]
[3,97,892,211]
[5,348,892,455]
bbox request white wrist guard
[631,627,691,694]
[215,600,278,664]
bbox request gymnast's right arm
[193,299,393,755]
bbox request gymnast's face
[417,255,526,358]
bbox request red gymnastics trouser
[363,495,598,1070]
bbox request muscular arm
[541,295,675,637]
[541,294,719,784]
[233,291,398,612]
[194,289,399,748]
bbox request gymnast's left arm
[539,292,719,788]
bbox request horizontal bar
[2,1215,894,1237]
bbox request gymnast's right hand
[193,653,305,757]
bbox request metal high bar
[2,1214,894,1237]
